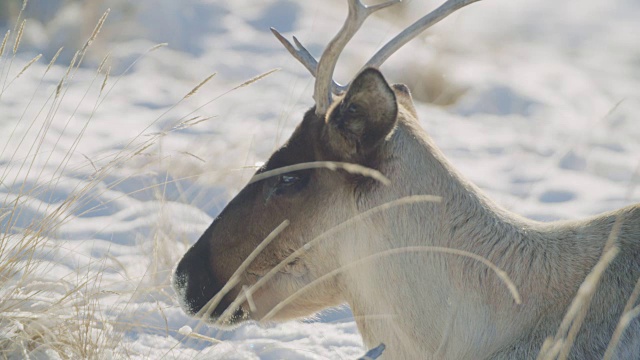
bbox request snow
[1,0,639,358]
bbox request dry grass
[0,3,277,358]
[3,2,638,360]
[0,6,132,357]
[536,218,622,360]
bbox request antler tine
[270,28,347,95]
[314,0,400,116]
[270,28,318,78]
[365,0,481,69]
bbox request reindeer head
[173,0,480,327]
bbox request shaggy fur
[173,68,640,359]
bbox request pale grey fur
[336,103,640,359]
[173,78,640,360]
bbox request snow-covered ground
[1,0,639,358]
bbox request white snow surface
[1,0,639,358]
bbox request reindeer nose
[172,239,220,316]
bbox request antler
[274,0,400,116]
[272,0,482,116]
[365,0,481,68]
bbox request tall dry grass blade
[181,331,223,344]
[90,44,180,160]
[218,195,442,323]
[556,216,624,360]
[133,143,154,157]
[68,171,219,220]
[556,247,619,360]
[0,20,249,356]
[56,50,79,97]
[96,53,110,74]
[55,80,63,98]
[15,0,28,27]
[13,20,26,55]
[149,43,169,52]
[622,277,640,317]
[536,338,555,360]
[231,68,279,91]
[0,45,64,165]
[82,9,110,52]
[181,152,205,163]
[46,47,64,74]
[15,53,41,78]
[249,161,391,186]
[0,30,9,58]
[119,68,276,162]
[260,245,521,321]
[81,154,98,173]
[100,66,111,94]
[27,43,121,221]
[183,73,217,99]
[43,9,111,130]
[604,305,640,360]
[242,285,257,312]
[38,45,109,191]
[9,52,94,197]
[197,220,289,325]
[0,53,43,95]
[173,116,214,130]
[538,215,624,360]
[603,277,640,359]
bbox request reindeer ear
[324,68,398,161]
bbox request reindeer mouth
[194,306,251,330]
[207,305,250,327]
[189,291,255,328]
[180,298,251,329]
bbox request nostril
[172,241,220,316]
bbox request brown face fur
[172,68,404,326]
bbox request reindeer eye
[278,175,299,186]
[267,172,311,200]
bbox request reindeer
[173,0,640,358]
